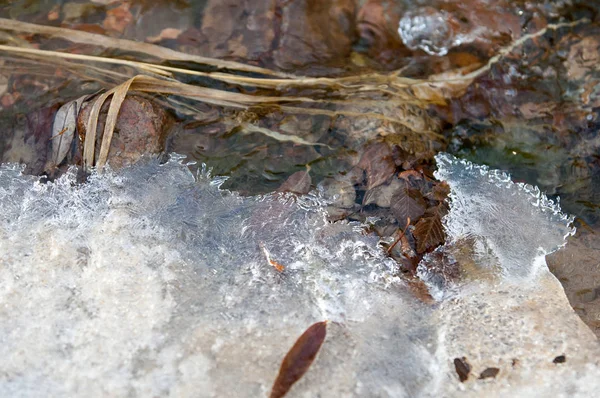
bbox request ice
[0,155,598,397]
[398,7,482,56]
[433,153,575,279]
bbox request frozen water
[398,7,483,56]
[0,157,435,397]
[433,153,575,279]
[0,155,598,397]
[398,7,454,56]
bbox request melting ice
[0,154,598,397]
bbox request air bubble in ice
[398,7,454,56]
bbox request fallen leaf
[270,321,328,398]
[454,357,471,382]
[277,170,311,195]
[479,367,500,379]
[363,177,403,207]
[413,205,445,253]
[390,181,426,228]
[47,94,90,170]
[428,181,450,201]
[357,142,395,190]
[553,355,566,364]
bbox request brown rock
[77,95,173,170]
[0,104,58,175]
[197,0,356,72]
[199,0,276,62]
[273,0,357,71]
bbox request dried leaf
[363,177,403,207]
[48,94,89,170]
[454,357,471,382]
[259,242,285,272]
[270,321,327,398]
[390,181,426,228]
[553,355,566,364]
[479,367,500,379]
[0,17,284,76]
[84,76,139,170]
[411,65,478,104]
[357,143,395,190]
[413,205,445,254]
[277,171,311,195]
[429,181,450,202]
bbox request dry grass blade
[96,77,137,168]
[0,18,588,102]
[240,123,333,149]
[129,77,316,105]
[0,18,286,77]
[83,89,113,170]
[0,45,172,77]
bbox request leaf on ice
[413,205,445,254]
[270,321,327,398]
[390,181,426,228]
[454,357,471,382]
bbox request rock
[0,104,58,175]
[196,0,356,73]
[77,95,174,170]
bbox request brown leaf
[390,181,426,228]
[454,357,471,382]
[553,355,566,364]
[363,177,403,207]
[413,206,445,254]
[479,367,500,379]
[429,181,450,202]
[357,142,395,190]
[270,321,328,398]
[277,170,311,195]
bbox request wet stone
[76,95,174,170]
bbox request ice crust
[398,7,484,56]
[0,155,598,397]
[433,153,576,279]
